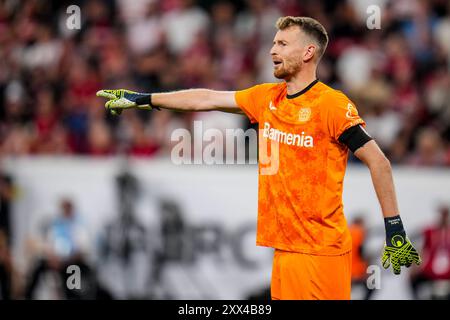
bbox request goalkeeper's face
[270,26,318,80]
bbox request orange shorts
[271,249,352,300]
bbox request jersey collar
[286,79,319,99]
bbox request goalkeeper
[97,16,421,299]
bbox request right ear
[302,44,317,62]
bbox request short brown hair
[276,16,329,60]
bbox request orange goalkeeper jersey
[235,80,365,255]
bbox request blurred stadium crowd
[0,0,450,165]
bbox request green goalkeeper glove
[381,215,421,275]
[96,89,160,116]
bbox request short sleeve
[326,92,365,141]
[235,83,275,124]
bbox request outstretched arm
[96,88,243,115]
[153,89,243,113]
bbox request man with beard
[96,16,421,300]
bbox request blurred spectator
[337,45,374,91]
[148,110,190,155]
[87,119,114,156]
[0,229,12,299]
[410,206,450,300]
[24,198,95,299]
[355,77,401,153]
[125,1,163,55]
[0,125,33,156]
[0,174,13,245]
[126,113,160,157]
[236,0,281,82]
[117,0,155,24]
[31,88,74,155]
[407,127,447,166]
[20,23,62,71]
[162,0,209,55]
[349,216,375,300]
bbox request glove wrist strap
[135,94,160,110]
[135,94,151,105]
[384,215,406,246]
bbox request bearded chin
[274,69,288,79]
[274,63,301,80]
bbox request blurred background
[0,0,449,299]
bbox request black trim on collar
[286,79,319,99]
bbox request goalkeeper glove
[96,89,160,116]
[381,215,421,275]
